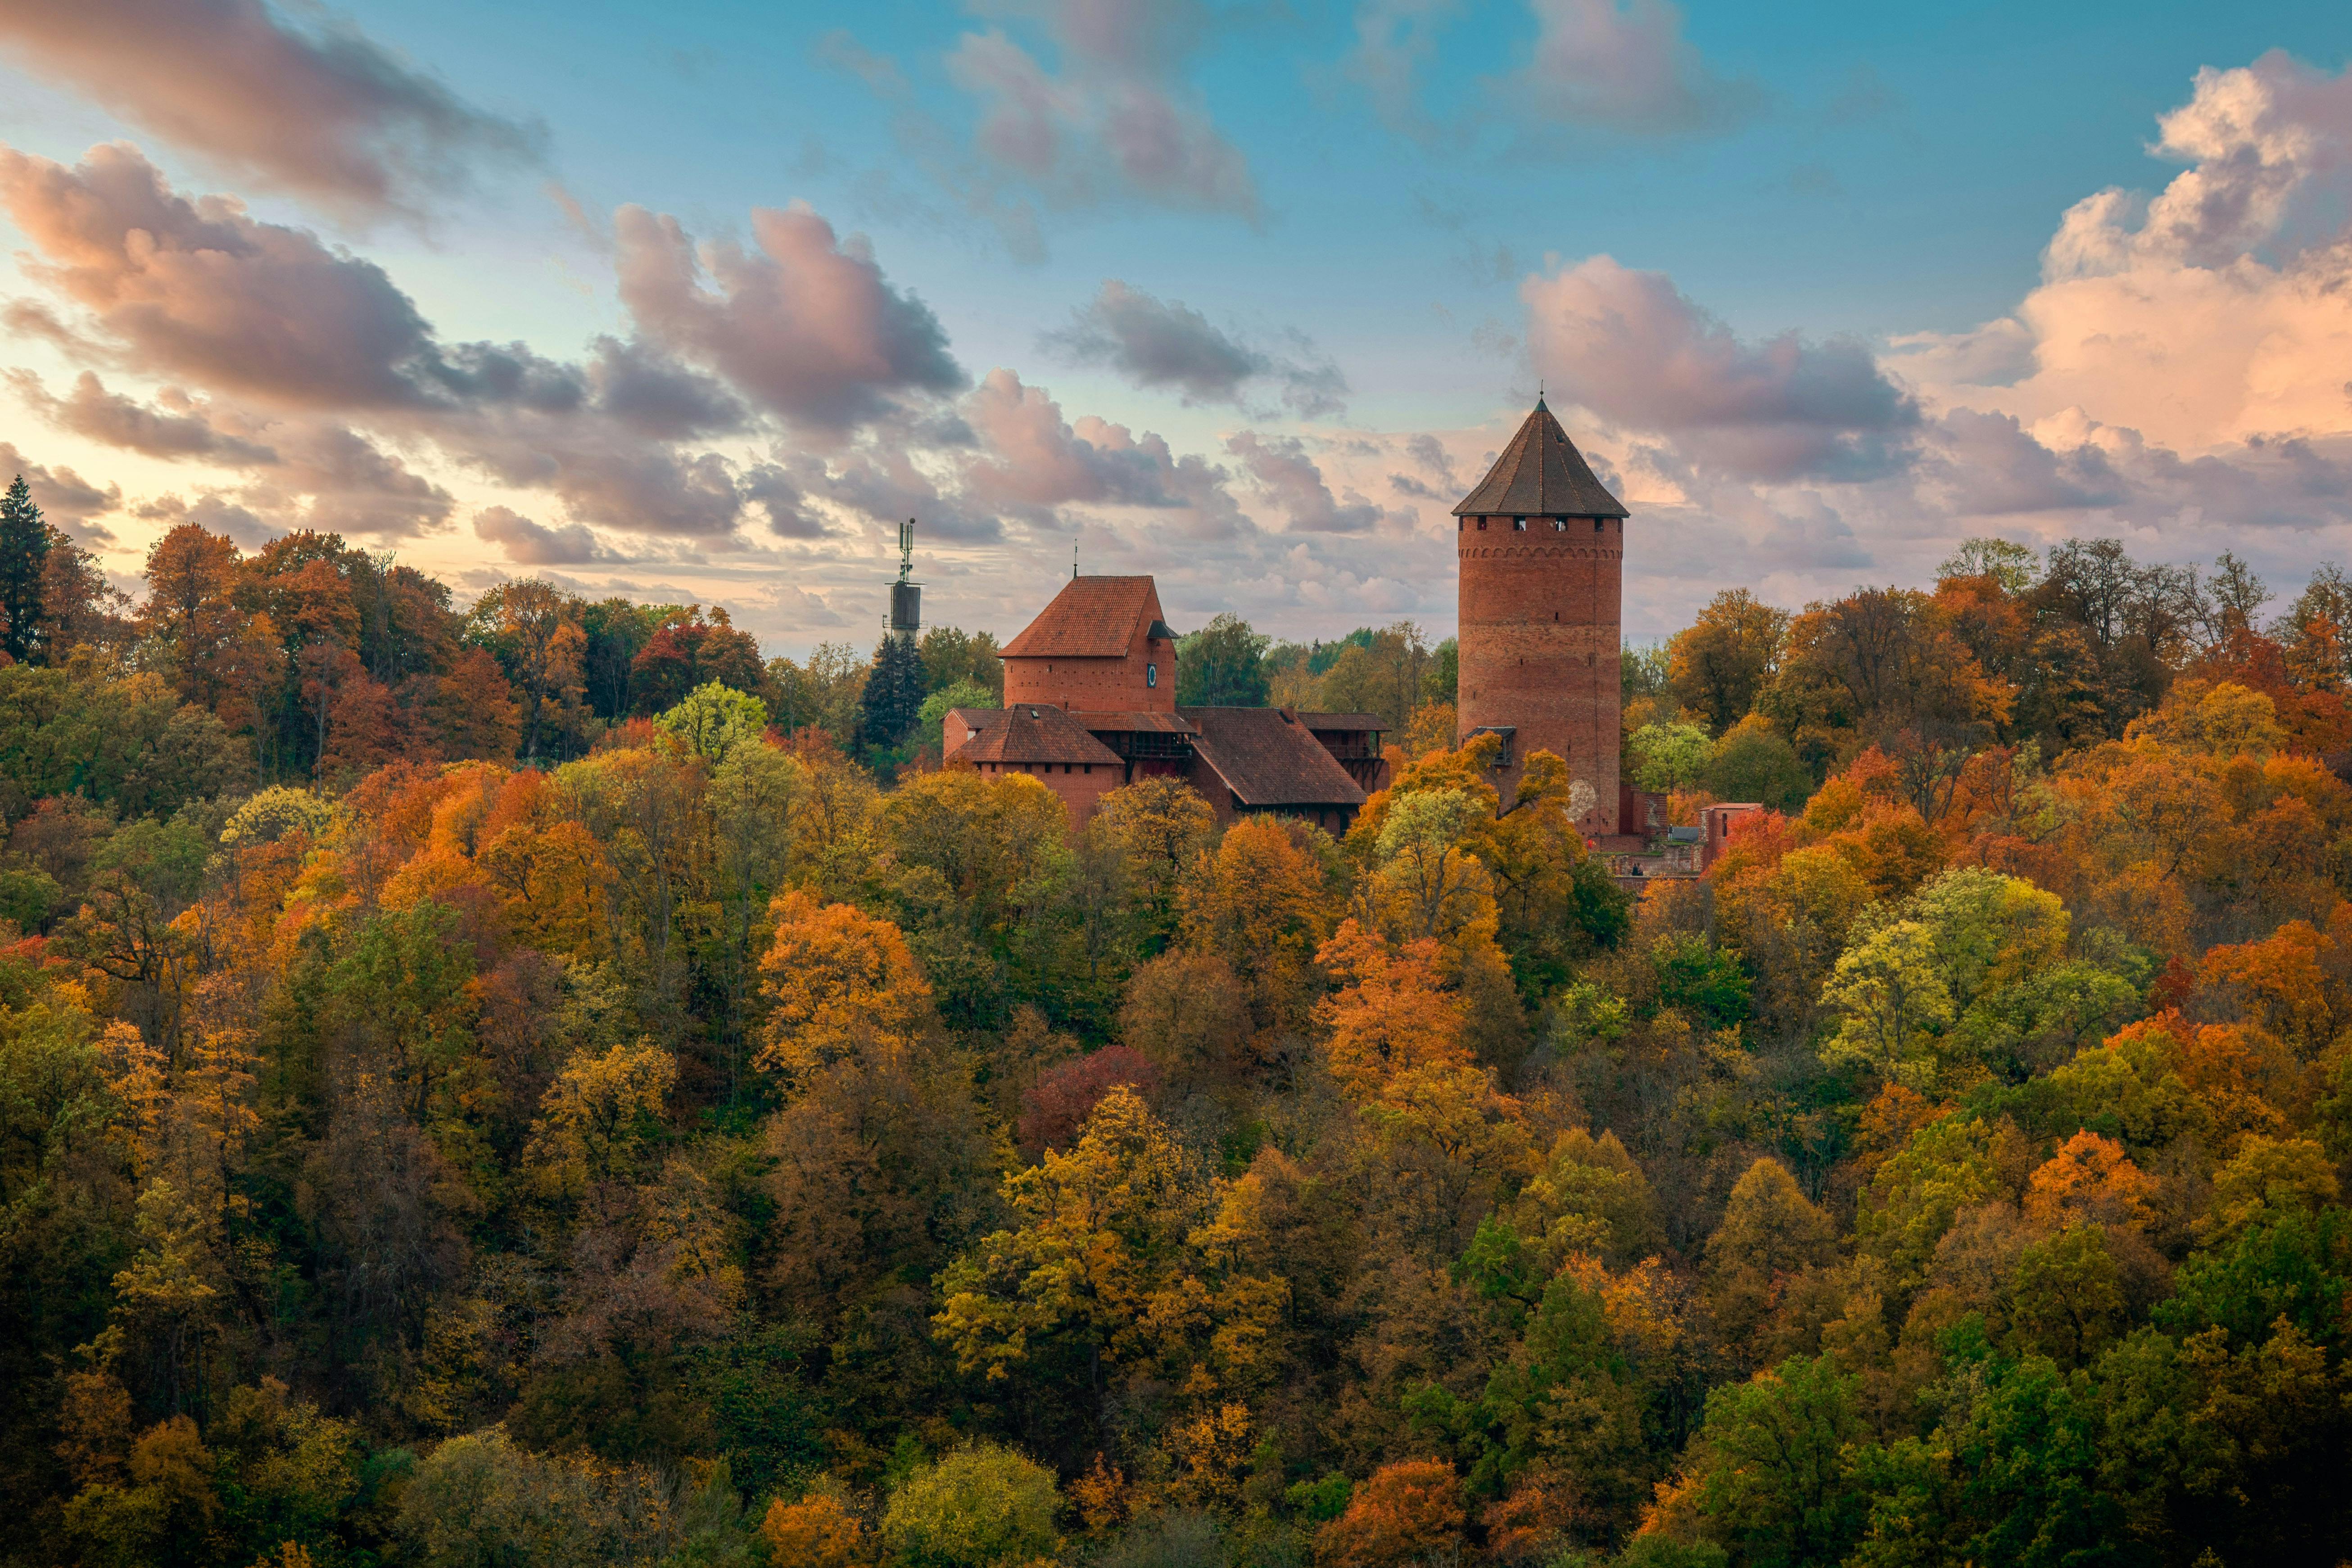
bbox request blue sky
[0,0,2347,652]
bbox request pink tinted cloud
[944,0,1257,219]
[0,0,538,214]
[0,144,441,408]
[1523,254,1917,480]
[613,203,964,435]
[1502,0,1763,136]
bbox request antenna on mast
[1072,539,1079,580]
[886,517,922,644]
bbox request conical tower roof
[1451,398,1627,518]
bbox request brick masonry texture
[1457,523,1623,833]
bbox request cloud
[8,370,277,462]
[1889,56,2352,458]
[1043,280,1348,417]
[1523,254,1919,480]
[612,202,965,434]
[132,490,270,550]
[1344,0,1461,139]
[1227,433,1394,533]
[940,0,1257,220]
[0,0,540,214]
[0,146,955,548]
[959,367,1244,535]
[0,440,120,538]
[472,505,604,565]
[0,143,448,408]
[1498,0,1764,136]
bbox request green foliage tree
[654,680,770,764]
[1703,727,1813,810]
[0,474,50,665]
[1691,1356,1868,1568]
[880,1443,1060,1568]
[860,633,928,756]
[918,678,997,751]
[1628,721,1715,794]
[1176,613,1271,706]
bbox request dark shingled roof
[1080,711,1198,734]
[1180,707,1368,808]
[1300,711,1385,732]
[1000,576,1166,660]
[1452,399,1628,519]
[948,705,1122,767]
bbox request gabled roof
[1452,399,1628,519]
[1180,707,1369,808]
[947,705,1122,767]
[1000,575,1169,660]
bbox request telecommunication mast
[887,517,921,644]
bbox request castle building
[943,574,1381,831]
[1452,398,1629,837]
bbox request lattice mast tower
[1451,398,1630,834]
[887,517,921,644]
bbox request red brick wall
[1456,515,1623,833]
[968,758,1121,828]
[1000,619,1177,714]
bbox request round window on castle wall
[1147,663,1157,687]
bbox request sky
[0,0,2347,656]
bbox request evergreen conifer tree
[0,475,48,664]
[859,633,927,753]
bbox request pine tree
[0,474,49,664]
[859,633,926,754]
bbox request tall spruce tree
[0,475,47,664]
[859,633,927,753]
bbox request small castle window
[1147,662,1158,688]
[1593,518,1604,531]
[1552,518,1565,531]
[1513,516,1527,531]
[1477,518,1487,530]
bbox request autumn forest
[8,488,2352,1568]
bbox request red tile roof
[1000,575,1164,660]
[1180,707,1368,808]
[948,705,1122,767]
[1453,399,1627,519]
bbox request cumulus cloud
[1524,254,1918,480]
[473,505,605,565]
[8,370,277,463]
[613,202,964,435]
[0,143,447,408]
[941,0,1257,220]
[1044,280,1348,417]
[1499,0,1764,136]
[1227,433,1396,533]
[0,146,967,547]
[1888,58,2352,459]
[0,0,541,215]
[0,440,120,538]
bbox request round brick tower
[1452,398,1629,834]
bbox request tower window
[1593,518,1604,531]
[1552,518,1565,531]
[1514,516,1527,530]
[1146,662,1158,688]
[1477,518,1487,530]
